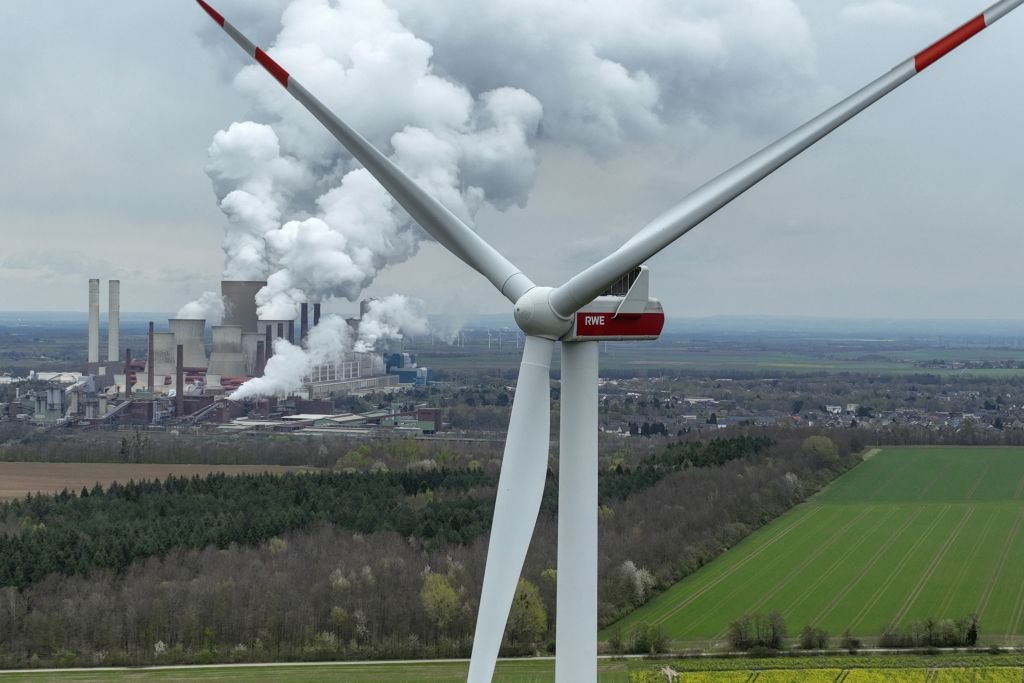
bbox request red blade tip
[196,0,225,26]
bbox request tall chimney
[107,280,120,362]
[176,344,185,418]
[313,302,321,327]
[147,321,155,391]
[124,348,133,398]
[300,303,309,340]
[87,279,100,365]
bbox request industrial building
[12,279,434,427]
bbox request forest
[0,428,863,667]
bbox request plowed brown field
[0,462,316,501]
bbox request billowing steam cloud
[194,0,816,397]
[354,295,430,352]
[198,0,814,305]
[387,0,816,147]
[176,291,225,323]
[230,295,426,400]
[199,0,543,323]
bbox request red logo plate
[574,312,665,338]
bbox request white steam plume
[200,0,816,304]
[387,0,817,148]
[199,0,817,394]
[176,291,225,323]
[355,295,429,352]
[229,336,313,401]
[204,0,543,322]
[229,295,427,400]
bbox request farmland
[0,658,628,682]
[421,342,1024,377]
[606,447,1024,646]
[638,667,1024,682]
[4,654,1024,682]
[0,462,313,501]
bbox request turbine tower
[195,1,1022,680]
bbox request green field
[419,344,1024,377]
[0,658,630,682]
[628,654,1024,682]
[636,667,1024,682]
[605,447,1024,647]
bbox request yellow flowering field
[630,667,1024,682]
[844,670,929,682]
[933,669,1023,682]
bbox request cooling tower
[360,298,376,320]
[207,325,247,376]
[107,280,120,362]
[88,279,100,364]
[222,280,266,334]
[145,331,177,387]
[241,332,262,375]
[169,319,208,369]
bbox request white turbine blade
[195,1,535,304]
[467,335,555,683]
[549,0,1024,318]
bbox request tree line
[718,611,980,653]
[0,428,863,667]
[1,433,804,590]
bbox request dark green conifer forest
[0,430,861,667]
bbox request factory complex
[0,279,435,434]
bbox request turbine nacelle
[513,267,666,342]
[562,265,665,342]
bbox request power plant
[125,280,402,398]
[19,278,434,428]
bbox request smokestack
[124,348,132,398]
[313,302,321,327]
[147,321,155,391]
[88,279,100,365]
[176,344,184,417]
[300,303,309,340]
[107,280,120,362]
[288,320,295,345]
[256,340,265,376]
[265,325,273,360]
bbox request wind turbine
[195,1,1022,680]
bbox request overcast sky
[0,0,1021,320]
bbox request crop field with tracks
[605,447,1024,647]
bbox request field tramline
[609,447,1024,646]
